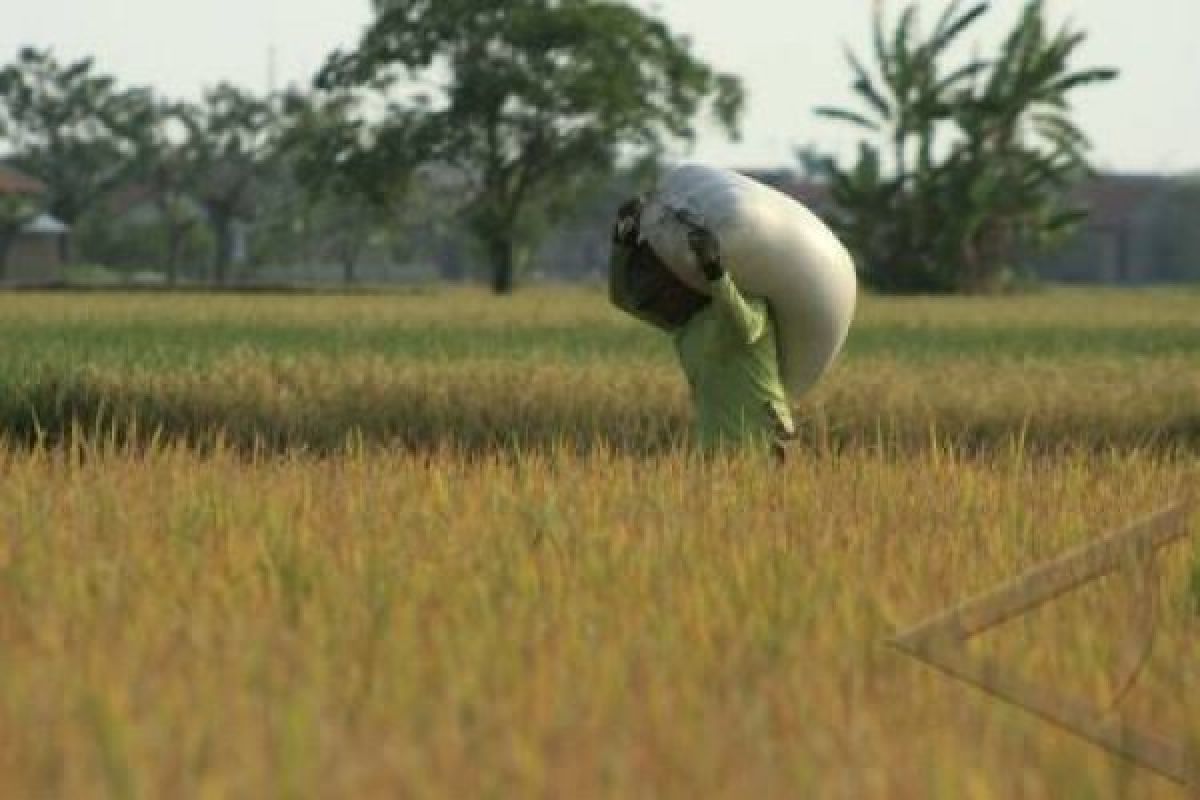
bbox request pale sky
[4,0,1197,173]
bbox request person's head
[627,241,709,330]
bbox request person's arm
[685,219,766,345]
[709,273,767,345]
[608,196,643,310]
[608,237,635,308]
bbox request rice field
[0,286,1198,798]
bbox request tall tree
[191,83,276,285]
[119,91,207,285]
[0,48,132,235]
[280,89,394,285]
[816,1,1117,293]
[315,0,744,293]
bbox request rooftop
[0,163,46,195]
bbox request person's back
[673,274,794,454]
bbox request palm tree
[816,1,1116,292]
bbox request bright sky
[4,0,1197,173]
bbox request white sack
[640,164,857,399]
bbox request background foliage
[817,1,1117,292]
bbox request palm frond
[815,106,882,132]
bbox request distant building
[0,163,44,195]
[0,164,68,285]
[1038,173,1173,284]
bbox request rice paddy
[0,286,1197,798]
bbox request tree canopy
[314,0,744,292]
[189,84,277,285]
[119,91,208,284]
[0,48,135,228]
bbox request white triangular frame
[889,504,1197,789]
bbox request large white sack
[640,164,857,399]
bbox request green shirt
[609,238,794,452]
[674,274,794,453]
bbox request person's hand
[676,211,723,281]
[613,195,643,245]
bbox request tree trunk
[343,258,357,285]
[165,224,182,287]
[436,240,465,282]
[488,234,515,294]
[212,215,232,287]
[158,197,183,287]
